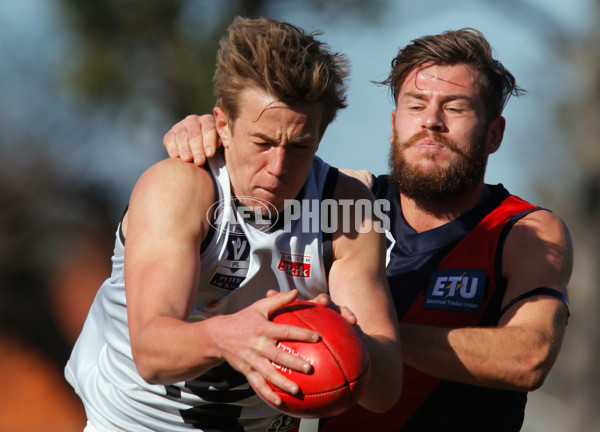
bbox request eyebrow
[403,91,473,103]
[251,132,317,145]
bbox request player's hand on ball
[310,293,358,326]
[212,290,319,407]
[266,290,357,326]
[262,300,371,418]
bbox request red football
[265,300,370,418]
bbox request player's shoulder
[335,169,375,200]
[507,208,573,259]
[131,158,214,211]
[146,157,211,179]
[338,168,374,189]
[137,158,212,191]
[516,208,570,238]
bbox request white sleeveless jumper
[65,152,338,432]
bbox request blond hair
[213,17,349,133]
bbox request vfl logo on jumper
[424,269,487,313]
[277,253,311,278]
[209,226,250,291]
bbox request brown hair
[378,28,525,120]
[213,16,349,133]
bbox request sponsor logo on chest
[423,269,487,313]
[277,253,312,278]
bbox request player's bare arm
[327,173,403,412]
[399,209,572,391]
[123,158,319,406]
[494,209,571,388]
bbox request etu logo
[424,269,487,313]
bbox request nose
[267,146,288,176]
[422,106,447,133]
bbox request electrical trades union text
[208,197,392,234]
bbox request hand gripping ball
[265,300,370,418]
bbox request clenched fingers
[162,114,219,166]
[192,115,218,166]
[163,120,183,159]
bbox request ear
[486,116,505,155]
[213,106,232,149]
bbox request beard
[388,129,488,206]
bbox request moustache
[399,131,460,153]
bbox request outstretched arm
[327,173,403,412]
[399,209,572,391]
